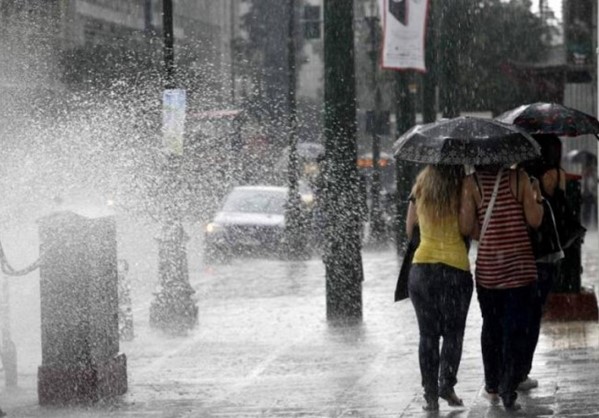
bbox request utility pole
[422,0,437,124]
[149,0,198,335]
[394,71,416,254]
[439,0,460,118]
[230,0,236,105]
[163,0,175,89]
[365,0,386,246]
[323,0,363,323]
[284,0,305,258]
[393,2,433,254]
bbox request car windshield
[222,189,286,214]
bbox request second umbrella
[495,102,599,137]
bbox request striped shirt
[475,169,537,289]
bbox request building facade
[562,0,598,156]
[0,0,237,112]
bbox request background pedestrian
[518,134,568,391]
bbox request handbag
[528,199,565,263]
[394,225,419,302]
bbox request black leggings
[477,283,537,405]
[409,263,473,399]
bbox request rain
[0,0,598,417]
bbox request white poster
[378,0,429,71]
[162,89,187,155]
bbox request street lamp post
[364,0,386,245]
[149,0,198,334]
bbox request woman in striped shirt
[460,164,543,411]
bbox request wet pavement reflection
[0,221,597,417]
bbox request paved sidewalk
[0,223,597,417]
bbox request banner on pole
[378,0,429,71]
[162,89,187,155]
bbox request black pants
[477,282,536,406]
[409,263,473,400]
[521,262,557,380]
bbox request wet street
[0,216,598,417]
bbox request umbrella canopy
[495,102,599,137]
[393,116,541,166]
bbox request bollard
[37,211,127,404]
[0,275,17,387]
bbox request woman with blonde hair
[406,164,475,411]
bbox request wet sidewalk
[0,224,598,417]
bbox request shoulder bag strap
[479,168,503,243]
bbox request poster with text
[162,89,187,155]
[379,0,428,71]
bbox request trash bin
[37,211,127,404]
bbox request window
[303,5,321,40]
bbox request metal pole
[422,0,437,124]
[284,0,304,258]
[163,0,175,89]
[367,2,386,245]
[438,0,459,118]
[230,0,236,105]
[149,0,198,334]
[0,274,17,387]
[394,71,416,255]
[323,0,363,322]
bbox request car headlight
[205,222,223,234]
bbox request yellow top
[412,207,470,272]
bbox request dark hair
[533,134,562,168]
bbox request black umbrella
[393,116,541,165]
[495,102,599,137]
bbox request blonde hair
[412,165,464,220]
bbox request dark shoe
[422,398,439,411]
[504,400,522,411]
[440,389,464,406]
[501,392,520,411]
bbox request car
[203,185,310,262]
